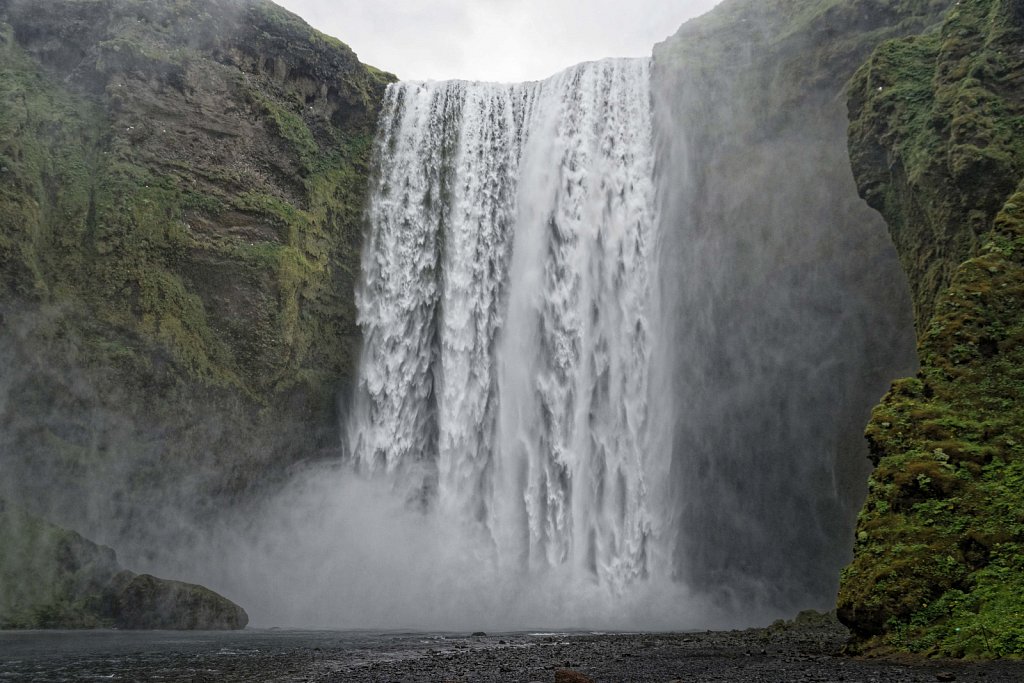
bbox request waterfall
[350,59,664,593]
[181,47,913,632]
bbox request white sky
[274,0,723,82]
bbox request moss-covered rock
[0,500,247,629]
[847,0,1024,331]
[0,0,392,546]
[0,499,122,628]
[839,0,1024,658]
[116,573,248,629]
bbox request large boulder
[116,573,248,630]
[0,500,247,630]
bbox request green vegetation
[650,0,950,621]
[0,0,391,389]
[657,0,1023,658]
[839,0,1024,658]
[839,184,1024,657]
[0,0,393,549]
[848,0,1024,329]
[0,500,122,629]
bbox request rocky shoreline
[3,615,1023,682]
[321,620,1024,683]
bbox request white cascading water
[350,58,667,596]
[150,48,907,630]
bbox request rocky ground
[319,625,1024,683]
[4,616,1023,682]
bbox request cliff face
[653,0,1024,654]
[0,0,391,543]
[650,0,943,620]
[839,0,1024,657]
[847,0,1024,331]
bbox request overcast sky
[274,0,722,82]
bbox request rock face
[0,0,391,547]
[651,0,1024,656]
[0,500,247,629]
[649,0,943,618]
[2,0,1019,654]
[838,0,1024,657]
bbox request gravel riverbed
[3,617,1023,682]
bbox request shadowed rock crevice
[649,0,940,621]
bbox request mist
[171,41,916,629]
[650,13,918,615]
[155,463,741,631]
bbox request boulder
[115,573,248,630]
[554,669,595,683]
[0,500,247,630]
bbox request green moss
[247,89,319,170]
[249,1,349,50]
[848,0,1024,329]
[0,0,392,535]
[841,2,1024,653]
[0,26,102,299]
[1,499,248,629]
[839,180,1024,657]
[1,0,388,392]
[854,34,943,185]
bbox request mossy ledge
[839,0,1024,658]
[0,0,393,546]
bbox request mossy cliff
[838,0,1024,657]
[0,0,392,546]
[650,0,944,617]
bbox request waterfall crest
[350,58,664,592]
